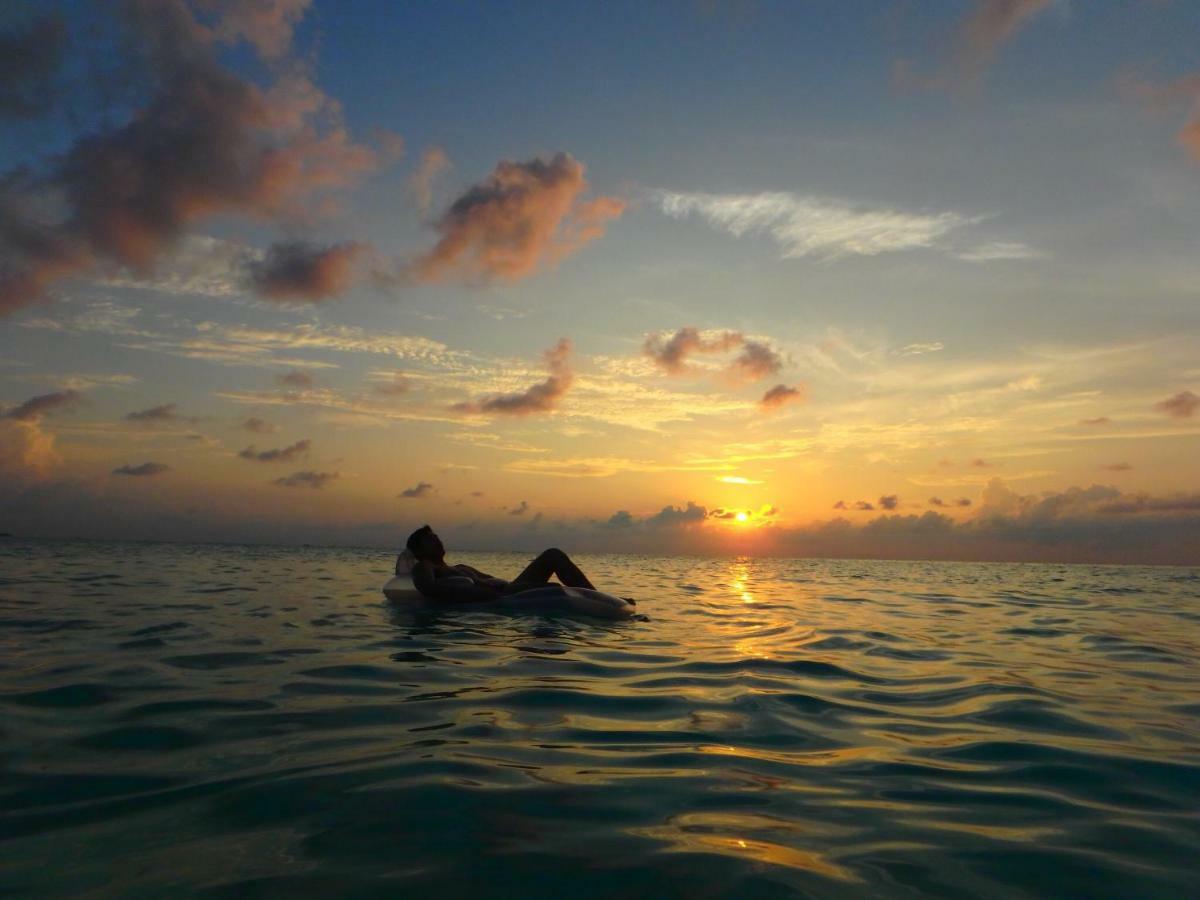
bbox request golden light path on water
[0,540,1197,898]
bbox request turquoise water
[1,540,1198,898]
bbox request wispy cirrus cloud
[651,189,975,260]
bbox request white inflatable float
[383,551,638,620]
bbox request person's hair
[406,525,433,555]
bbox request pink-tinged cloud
[4,390,81,422]
[728,341,783,382]
[760,383,806,410]
[409,153,624,284]
[278,370,314,389]
[201,0,312,60]
[0,0,386,316]
[897,0,1053,91]
[113,461,170,477]
[399,481,434,499]
[239,439,310,462]
[1122,71,1200,162]
[248,241,368,301]
[1155,390,1199,418]
[125,403,178,422]
[273,469,337,489]
[410,146,450,216]
[453,338,573,416]
[0,16,68,120]
[644,327,744,374]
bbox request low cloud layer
[0,16,67,120]
[653,190,974,260]
[454,338,573,416]
[409,153,624,283]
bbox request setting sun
[735,512,749,523]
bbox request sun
[735,511,749,523]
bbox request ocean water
[1,540,1198,899]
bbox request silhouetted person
[402,525,596,603]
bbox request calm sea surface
[1,540,1198,899]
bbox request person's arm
[411,560,501,603]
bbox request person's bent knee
[541,547,566,561]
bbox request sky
[1,0,1198,564]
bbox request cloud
[278,370,315,389]
[409,145,450,216]
[238,438,310,462]
[273,469,337,489]
[247,241,368,301]
[930,497,973,508]
[879,494,899,511]
[0,418,61,479]
[718,475,763,485]
[897,0,1055,91]
[833,500,847,510]
[453,338,573,416]
[727,341,783,382]
[955,241,1046,262]
[408,153,623,283]
[652,189,973,260]
[372,372,411,396]
[1080,416,1111,426]
[760,383,805,410]
[508,500,529,516]
[1155,390,1198,419]
[606,510,635,528]
[241,416,276,433]
[0,0,385,316]
[125,403,178,422]
[898,342,944,356]
[854,501,876,511]
[1124,71,1200,162]
[4,389,80,422]
[399,481,434,499]
[0,16,68,120]
[112,461,169,477]
[643,327,744,375]
[1101,462,1132,472]
[970,458,995,468]
[645,501,708,527]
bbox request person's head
[406,524,444,562]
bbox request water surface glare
[2,540,1198,898]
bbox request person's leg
[512,548,595,590]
